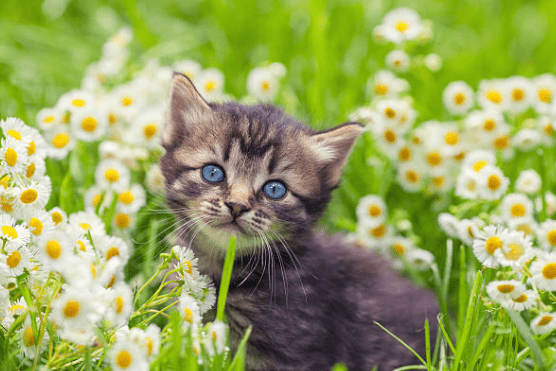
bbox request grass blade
[228,326,252,371]
[217,236,237,322]
[374,321,426,366]
[506,309,546,369]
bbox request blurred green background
[1,0,556,271]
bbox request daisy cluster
[354,194,434,271]
[354,7,556,339]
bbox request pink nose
[225,202,249,219]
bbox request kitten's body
[161,73,439,371]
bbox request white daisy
[0,136,29,175]
[117,184,147,214]
[356,195,387,228]
[196,68,225,101]
[94,234,130,264]
[438,213,460,239]
[385,50,410,73]
[504,289,538,312]
[70,107,109,142]
[475,165,509,201]
[504,76,533,113]
[381,7,423,44]
[173,60,202,81]
[68,210,106,239]
[56,89,96,114]
[95,159,131,192]
[178,293,201,328]
[44,128,75,159]
[247,66,281,101]
[536,219,556,251]
[532,74,556,114]
[457,218,483,246]
[512,128,541,152]
[531,312,556,335]
[2,244,32,277]
[15,180,51,216]
[472,225,507,268]
[36,107,62,130]
[405,248,434,271]
[442,81,475,116]
[396,161,424,192]
[486,280,526,306]
[104,282,134,327]
[455,167,480,200]
[477,79,508,111]
[499,193,534,223]
[369,70,408,98]
[494,229,534,268]
[19,316,49,359]
[109,336,149,371]
[35,230,74,271]
[515,169,542,195]
[530,251,556,291]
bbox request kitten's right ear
[162,73,212,148]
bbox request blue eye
[263,181,287,199]
[202,165,225,183]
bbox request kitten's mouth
[215,220,246,234]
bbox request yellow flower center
[6,130,22,140]
[398,147,411,162]
[0,175,10,189]
[20,189,38,204]
[119,191,135,205]
[426,152,442,166]
[115,296,124,314]
[6,251,21,268]
[105,169,120,183]
[1,225,18,239]
[395,21,409,32]
[261,81,271,91]
[146,338,154,356]
[454,93,466,105]
[510,204,526,218]
[483,119,496,131]
[80,223,91,231]
[370,224,386,238]
[46,240,62,259]
[504,243,523,261]
[63,300,80,318]
[384,108,396,119]
[496,284,515,294]
[513,293,528,303]
[26,163,36,178]
[27,141,36,156]
[115,213,131,229]
[406,170,419,183]
[512,88,524,102]
[485,236,502,255]
[542,263,556,279]
[81,117,98,132]
[108,114,117,125]
[93,193,102,207]
[52,133,70,149]
[539,88,552,103]
[4,148,17,167]
[445,132,459,145]
[116,350,132,368]
[144,124,157,139]
[486,90,502,104]
[23,326,35,347]
[368,205,381,217]
[544,124,554,136]
[375,84,388,95]
[384,130,396,143]
[432,176,445,187]
[205,81,216,93]
[487,175,501,191]
[29,218,43,235]
[122,97,133,107]
[547,230,556,246]
[1,196,14,212]
[44,115,55,123]
[516,223,533,236]
[72,98,86,107]
[106,247,120,261]
[538,315,554,326]
[472,160,487,172]
[183,260,193,275]
[78,240,87,252]
[392,243,405,256]
[184,308,194,323]
[52,212,64,225]
[494,135,510,150]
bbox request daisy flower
[504,76,533,113]
[109,336,149,371]
[36,107,62,130]
[68,210,106,240]
[196,68,225,101]
[537,116,556,146]
[424,53,442,72]
[438,213,460,239]
[145,164,165,194]
[128,109,164,148]
[143,324,161,359]
[56,89,96,114]
[504,289,538,312]
[356,195,387,228]
[461,149,497,172]
[19,317,49,359]
[457,218,483,246]
[95,234,130,264]
[494,229,534,268]
[486,280,526,306]
[536,219,556,251]
[531,312,556,335]
[117,184,147,214]
[178,293,201,328]
[507,217,537,239]
[173,60,202,82]
[35,230,74,271]
[376,98,416,132]
[370,70,408,98]
[104,282,134,327]
[0,214,30,246]
[49,206,68,228]
[397,161,424,192]
[475,165,509,201]
[455,167,480,200]
[384,236,415,262]
[2,244,32,277]
[442,81,475,116]
[44,128,75,159]
[472,225,507,268]
[50,285,103,345]
[532,74,556,114]
[110,84,143,122]
[95,159,131,192]
[499,193,534,223]
[247,66,281,101]
[0,136,29,175]
[70,107,109,142]
[512,128,541,152]
[405,248,434,271]
[477,79,508,111]
[464,110,507,147]
[530,252,556,291]
[385,50,410,73]
[380,7,423,44]
[84,185,115,212]
[15,180,51,217]
[0,117,33,146]
[515,169,541,195]
[113,211,135,231]
[24,210,55,239]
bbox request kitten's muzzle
[225,201,250,220]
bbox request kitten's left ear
[310,122,364,188]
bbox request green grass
[2,0,556,370]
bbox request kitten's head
[160,73,362,254]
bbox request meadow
[2,0,556,369]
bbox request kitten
[160,73,439,371]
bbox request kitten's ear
[162,72,212,148]
[310,122,364,188]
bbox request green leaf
[217,236,237,322]
[506,309,546,369]
[228,326,251,371]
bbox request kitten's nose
[225,202,249,219]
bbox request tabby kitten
[160,73,438,371]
